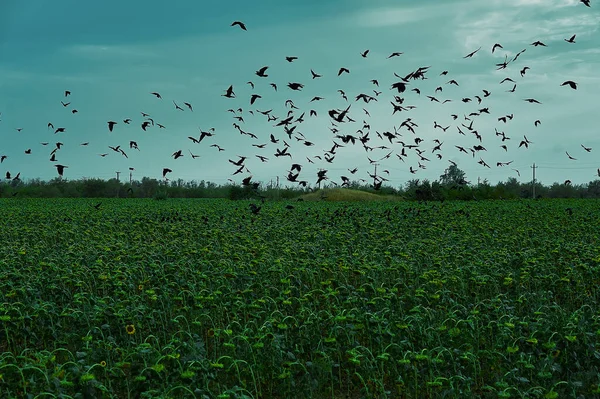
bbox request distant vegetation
[1,165,600,201]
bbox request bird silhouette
[55,164,68,177]
[231,21,247,30]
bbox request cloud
[498,0,578,7]
[61,44,159,60]
[454,2,600,52]
[349,3,462,28]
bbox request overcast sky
[1,0,598,187]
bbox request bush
[153,190,168,200]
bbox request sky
[0,0,599,188]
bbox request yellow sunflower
[126,324,136,335]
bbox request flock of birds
[1,0,598,190]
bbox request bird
[361,50,369,58]
[250,94,262,105]
[231,21,247,30]
[561,80,577,90]
[492,43,503,53]
[287,82,304,91]
[581,0,590,6]
[463,47,481,58]
[564,34,576,43]
[255,66,269,77]
[162,168,172,178]
[285,56,298,62]
[222,85,235,98]
[55,164,68,177]
[107,121,117,132]
[566,151,577,160]
[151,92,162,99]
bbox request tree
[439,164,467,187]
[586,180,600,198]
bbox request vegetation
[298,188,402,202]
[1,165,600,201]
[0,198,599,398]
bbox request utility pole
[373,163,379,187]
[114,171,121,198]
[129,171,132,185]
[477,176,481,187]
[531,163,537,199]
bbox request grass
[0,198,599,398]
[298,188,403,201]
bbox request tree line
[1,165,599,200]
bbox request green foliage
[439,164,468,187]
[153,190,168,200]
[0,198,599,398]
[1,176,600,201]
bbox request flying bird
[561,80,577,89]
[55,164,68,177]
[338,67,350,76]
[223,85,235,98]
[231,21,247,30]
[463,47,481,58]
[255,66,269,77]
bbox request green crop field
[0,198,599,398]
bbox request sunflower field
[0,198,599,398]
